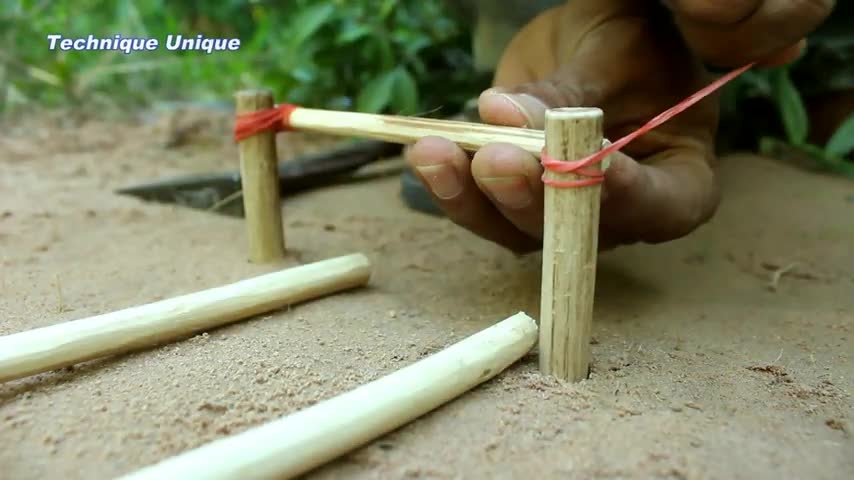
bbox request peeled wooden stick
[235,89,286,262]
[236,104,548,156]
[539,108,604,382]
[0,253,371,383]
[118,312,538,480]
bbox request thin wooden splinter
[0,253,371,383]
[118,312,538,480]
[235,89,286,263]
[539,107,604,382]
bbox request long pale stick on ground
[539,107,604,382]
[118,312,538,480]
[0,253,371,383]
[236,89,286,262]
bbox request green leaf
[738,70,773,97]
[356,70,396,113]
[760,136,854,180]
[379,0,398,20]
[758,136,779,157]
[375,30,395,71]
[770,68,809,145]
[288,3,336,50]
[825,112,854,158]
[336,24,372,45]
[391,67,418,114]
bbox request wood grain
[288,107,546,156]
[236,89,286,262]
[538,107,604,382]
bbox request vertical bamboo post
[235,89,286,263]
[539,107,604,382]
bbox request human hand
[405,0,722,252]
[664,0,835,67]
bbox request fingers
[756,39,808,67]
[666,0,835,67]
[477,89,552,129]
[664,0,765,24]
[406,140,721,252]
[405,36,611,252]
[471,143,546,240]
[598,147,720,249]
[480,60,615,130]
[405,136,540,253]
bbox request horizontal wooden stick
[118,312,538,480]
[0,253,371,383]
[287,107,547,156]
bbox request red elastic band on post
[541,62,755,188]
[233,103,299,142]
[540,150,606,187]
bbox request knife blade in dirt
[116,140,403,216]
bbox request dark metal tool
[116,140,405,217]
[118,100,483,217]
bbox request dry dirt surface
[1,110,852,480]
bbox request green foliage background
[0,0,851,174]
[1,0,489,116]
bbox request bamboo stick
[236,89,286,262]
[538,108,604,382]
[0,253,371,383]
[287,106,547,156]
[118,312,538,480]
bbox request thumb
[478,66,604,130]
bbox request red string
[233,103,299,142]
[540,62,755,187]
[233,63,753,186]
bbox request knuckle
[668,0,760,25]
[511,78,585,108]
[798,0,835,24]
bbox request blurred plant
[1,0,850,176]
[758,65,854,178]
[0,0,488,116]
[717,13,854,176]
[720,64,853,177]
[261,0,490,114]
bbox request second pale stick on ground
[118,312,539,480]
[0,253,371,383]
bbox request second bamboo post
[539,107,604,382]
[235,89,286,263]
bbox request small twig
[206,189,243,213]
[54,273,66,313]
[767,262,798,291]
[410,105,445,118]
[772,348,783,365]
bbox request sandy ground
[0,110,852,480]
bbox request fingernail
[415,165,463,200]
[496,94,549,128]
[482,86,509,95]
[479,176,533,209]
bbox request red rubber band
[540,149,606,187]
[233,63,753,184]
[541,62,755,188]
[233,103,299,142]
